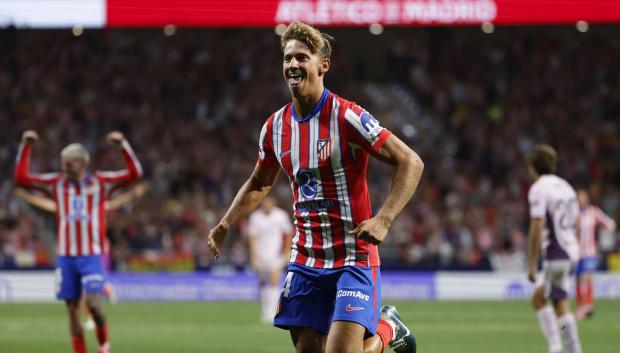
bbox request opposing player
[208,21,424,353]
[247,196,293,323]
[526,145,582,353]
[575,189,616,319]
[14,130,143,353]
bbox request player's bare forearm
[527,219,543,281]
[375,136,424,226]
[220,170,277,229]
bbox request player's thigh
[78,255,106,295]
[538,260,571,301]
[275,267,334,334]
[325,321,366,353]
[290,327,327,353]
[332,267,380,336]
[55,256,82,300]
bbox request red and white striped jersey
[579,205,616,258]
[14,141,143,257]
[258,89,391,269]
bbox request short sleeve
[343,104,391,154]
[528,185,546,219]
[257,118,278,169]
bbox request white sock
[537,306,563,353]
[558,313,582,353]
[266,286,280,321]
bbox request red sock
[376,319,394,352]
[71,335,86,353]
[576,278,584,307]
[96,325,108,346]
[586,279,593,307]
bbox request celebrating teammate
[574,189,616,319]
[526,145,582,353]
[14,130,143,353]
[208,21,423,353]
[247,196,293,323]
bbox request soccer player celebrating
[247,196,293,323]
[526,145,583,353]
[14,130,143,353]
[208,22,423,353]
[574,189,616,320]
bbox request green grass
[1,300,619,352]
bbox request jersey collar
[291,88,330,123]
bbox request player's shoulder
[528,176,548,198]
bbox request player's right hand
[208,222,229,259]
[527,266,536,283]
[21,130,38,145]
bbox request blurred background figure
[246,196,292,323]
[575,189,616,320]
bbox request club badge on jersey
[317,139,332,161]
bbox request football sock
[558,313,582,353]
[536,306,563,353]
[376,319,395,352]
[96,325,108,347]
[72,335,87,353]
[585,279,593,307]
[576,279,584,307]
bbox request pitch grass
[1,300,619,353]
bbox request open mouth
[287,72,303,86]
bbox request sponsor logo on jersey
[345,304,365,312]
[297,169,318,200]
[360,112,382,138]
[337,289,370,302]
[296,199,338,211]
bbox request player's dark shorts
[55,255,105,300]
[575,256,598,277]
[274,263,381,337]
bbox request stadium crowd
[1,26,619,271]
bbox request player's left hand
[527,267,536,283]
[106,131,126,147]
[349,216,390,245]
[208,222,229,259]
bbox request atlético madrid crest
[317,139,332,161]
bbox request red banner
[106,0,620,27]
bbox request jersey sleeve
[95,140,143,186]
[14,143,59,193]
[257,117,278,169]
[343,103,392,155]
[528,184,547,219]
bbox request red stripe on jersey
[63,180,71,256]
[87,179,94,255]
[75,182,83,256]
[98,179,107,255]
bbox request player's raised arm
[96,131,143,184]
[350,133,424,245]
[208,162,280,259]
[14,130,59,191]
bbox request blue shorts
[274,264,381,337]
[575,257,598,276]
[55,255,105,300]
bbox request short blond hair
[61,143,90,164]
[280,21,333,59]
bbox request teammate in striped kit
[575,189,616,319]
[208,22,424,353]
[526,145,582,353]
[14,130,143,353]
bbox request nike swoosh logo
[345,304,365,312]
[279,150,291,158]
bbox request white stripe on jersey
[309,115,334,268]
[80,180,89,255]
[290,113,301,264]
[67,183,78,256]
[330,97,356,266]
[122,140,144,176]
[273,107,285,167]
[91,178,101,254]
[56,179,66,256]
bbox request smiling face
[282,39,329,99]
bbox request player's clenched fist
[21,130,39,145]
[106,131,126,147]
[208,222,230,259]
[349,216,390,245]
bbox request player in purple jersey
[526,145,583,353]
[208,22,424,353]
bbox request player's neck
[292,85,325,118]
